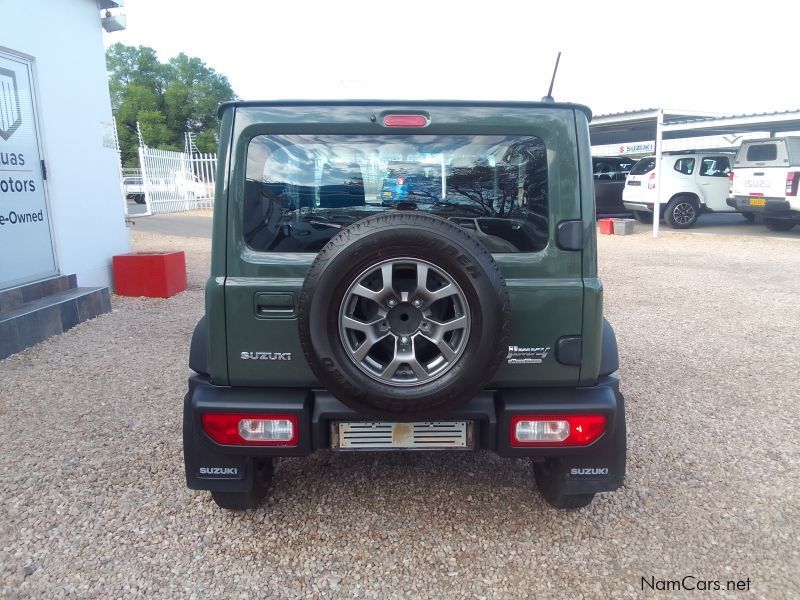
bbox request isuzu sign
[0,67,22,141]
[0,51,57,289]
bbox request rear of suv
[184,101,626,511]
[727,137,800,232]
[623,152,737,228]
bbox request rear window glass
[674,157,695,175]
[787,138,800,164]
[630,157,656,175]
[746,144,777,162]
[244,134,549,253]
[618,159,635,173]
[699,157,730,177]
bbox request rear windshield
[630,157,656,175]
[746,144,777,162]
[244,134,549,253]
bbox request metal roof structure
[590,108,800,145]
[661,109,800,137]
[589,109,720,145]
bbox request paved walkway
[129,212,212,238]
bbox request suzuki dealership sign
[617,141,655,154]
[0,51,56,289]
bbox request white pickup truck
[122,176,145,204]
[727,137,800,232]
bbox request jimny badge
[506,345,550,364]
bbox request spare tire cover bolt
[387,298,397,308]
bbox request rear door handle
[255,292,296,318]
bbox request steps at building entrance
[0,275,111,359]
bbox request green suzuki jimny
[184,101,625,510]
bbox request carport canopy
[590,108,800,145]
[589,109,717,146]
[660,109,800,138]
[588,108,800,236]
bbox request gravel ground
[1,227,798,598]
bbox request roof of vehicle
[635,150,736,159]
[218,99,592,121]
[736,136,800,144]
[662,150,736,155]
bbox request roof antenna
[541,51,562,103]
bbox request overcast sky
[104,0,797,117]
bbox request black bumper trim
[729,196,794,215]
[184,375,625,495]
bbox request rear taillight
[383,114,428,127]
[510,414,606,447]
[647,172,656,189]
[728,171,735,194]
[786,172,799,196]
[396,177,405,185]
[201,413,299,446]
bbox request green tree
[106,43,235,166]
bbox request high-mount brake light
[383,114,428,127]
[201,413,299,446]
[786,172,799,196]
[510,414,606,447]
[647,172,656,190]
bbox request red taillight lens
[510,414,607,447]
[201,413,299,446]
[647,172,656,190]
[396,177,405,185]
[383,114,428,127]
[786,172,799,196]
[728,171,735,193]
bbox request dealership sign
[617,141,655,154]
[0,52,57,289]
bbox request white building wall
[0,0,129,289]
[592,131,800,157]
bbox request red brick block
[112,251,187,298]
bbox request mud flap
[183,389,255,493]
[548,390,626,496]
[183,375,312,492]
[497,377,626,496]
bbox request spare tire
[298,212,511,418]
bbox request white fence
[135,147,217,215]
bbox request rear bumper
[623,201,662,214]
[183,375,626,496]
[727,196,796,217]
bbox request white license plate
[332,421,472,450]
